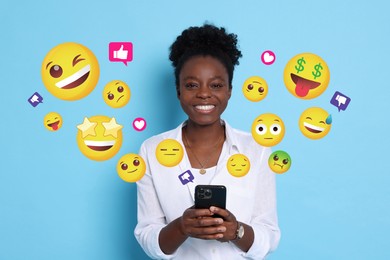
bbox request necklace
[182,128,225,175]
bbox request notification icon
[109,42,133,66]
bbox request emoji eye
[108,93,114,100]
[133,160,140,166]
[117,86,124,93]
[50,65,63,78]
[273,155,279,161]
[258,87,264,93]
[247,84,253,90]
[270,124,281,135]
[283,159,289,165]
[255,124,267,135]
[121,163,128,170]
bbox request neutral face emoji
[155,139,184,167]
[299,107,332,139]
[268,150,291,174]
[251,113,285,147]
[242,76,268,102]
[41,42,100,101]
[227,154,251,177]
[284,53,330,99]
[117,153,146,182]
[44,112,63,131]
[103,80,131,108]
[76,116,123,161]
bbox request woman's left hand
[209,206,238,242]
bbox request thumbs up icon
[113,45,128,60]
[109,42,133,66]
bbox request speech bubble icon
[178,170,194,185]
[109,42,133,66]
[330,91,351,112]
[28,92,43,107]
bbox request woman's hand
[179,206,227,240]
[209,206,238,242]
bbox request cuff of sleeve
[153,226,178,260]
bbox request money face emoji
[283,53,330,99]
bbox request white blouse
[134,120,280,260]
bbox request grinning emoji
[76,116,123,161]
[299,107,332,139]
[44,112,63,131]
[41,42,100,101]
[284,53,330,99]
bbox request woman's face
[178,55,231,126]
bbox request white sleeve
[243,147,281,259]
[134,142,178,259]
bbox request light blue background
[1,0,389,259]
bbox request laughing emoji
[41,42,100,101]
[299,107,332,139]
[76,116,123,161]
[284,53,330,99]
[44,112,63,131]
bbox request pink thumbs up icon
[109,42,133,66]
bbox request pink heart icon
[261,50,276,65]
[133,117,146,131]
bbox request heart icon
[133,117,146,131]
[261,50,276,65]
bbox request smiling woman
[134,24,280,260]
[41,42,100,101]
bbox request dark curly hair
[169,24,242,93]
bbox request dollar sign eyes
[121,163,128,170]
[247,84,253,90]
[283,159,289,165]
[273,155,279,161]
[108,93,114,100]
[258,87,264,93]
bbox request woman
[135,24,280,259]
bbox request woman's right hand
[179,206,226,240]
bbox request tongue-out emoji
[284,53,330,100]
[44,112,63,132]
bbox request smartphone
[194,185,226,211]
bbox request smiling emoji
[103,80,131,108]
[41,42,100,101]
[117,153,146,182]
[242,76,268,102]
[44,112,63,131]
[299,107,332,139]
[284,53,330,99]
[76,116,123,161]
[227,154,251,177]
[251,113,285,147]
[155,139,184,167]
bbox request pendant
[199,168,206,174]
